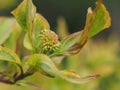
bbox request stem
[0,77,13,84]
[13,64,34,84]
[0,64,34,84]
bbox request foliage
[0,0,111,89]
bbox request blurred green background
[0,0,120,90]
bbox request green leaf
[11,0,36,31]
[27,54,55,77]
[4,22,22,51]
[33,13,50,31]
[23,33,33,50]
[59,31,83,55]
[27,54,99,84]
[0,17,16,45]
[51,30,86,56]
[64,0,111,55]
[0,46,21,65]
[85,0,111,38]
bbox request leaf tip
[88,7,93,14]
[87,74,101,79]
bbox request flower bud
[36,29,60,55]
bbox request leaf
[23,33,33,50]
[0,17,16,45]
[27,54,55,77]
[59,31,83,55]
[65,0,111,55]
[33,13,50,31]
[85,0,111,38]
[61,70,100,84]
[0,46,21,65]
[4,22,22,51]
[52,0,111,56]
[27,54,99,84]
[51,30,86,56]
[11,0,36,31]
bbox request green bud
[36,29,60,55]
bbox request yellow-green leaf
[33,13,50,31]
[0,17,16,45]
[51,30,87,56]
[56,31,83,55]
[23,33,33,50]
[85,0,111,38]
[68,0,111,54]
[4,22,22,51]
[11,0,36,31]
[27,54,99,84]
[0,46,21,65]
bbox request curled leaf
[67,0,111,54]
[61,70,100,84]
[86,0,111,37]
[52,0,111,56]
[12,0,36,31]
[27,54,99,84]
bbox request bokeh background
[0,0,120,90]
